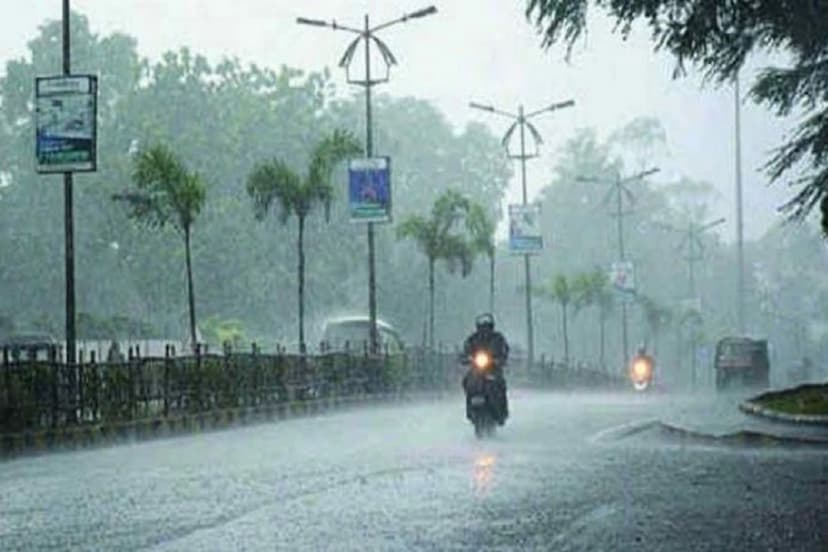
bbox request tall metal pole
[517,106,535,368]
[616,176,629,373]
[735,75,745,335]
[62,0,76,365]
[363,14,379,354]
[688,226,697,298]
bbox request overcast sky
[0,1,800,241]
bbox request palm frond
[466,203,496,256]
[115,143,205,233]
[439,234,475,277]
[246,158,302,223]
[308,129,361,221]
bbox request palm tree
[397,190,476,348]
[466,203,497,313]
[536,274,574,365]
[247,129,361,353]
[113,143,206,352]
[575,269,614,369]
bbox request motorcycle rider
[462,313,509,424]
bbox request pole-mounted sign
[35,74,98,173]
[508,203,543,254]
[348,157,391,223]
[610,261,636,302]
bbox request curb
[0,389,452,461]
[592,418,828,448]
[739,400,828,427]
[654,421,828,448]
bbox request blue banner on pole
[348,157,391,223]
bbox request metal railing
[1,343,624,434]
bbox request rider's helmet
[636,343,647,356]
[475,313,495,333]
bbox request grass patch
[758,384,828,416]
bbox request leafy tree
[536,274,575,364]
[247,130,361,353]
[397,190,477,348]
[525,0,828,235]
[113,144,206,351]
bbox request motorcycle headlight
[473,351,492,370]
[632,359,651,380]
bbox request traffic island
[740,383,828,426]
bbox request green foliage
[397,190,481,346]
[525,0,828,234]
[113,143,206,349]
[247,129,361,223]
[117,144,207,233]
[397,190,477,277]
[466,202,496,258]
[246,129,361,350]
[201,316,247,350]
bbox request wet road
[1,390,827,551]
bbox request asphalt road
[1,390,827,551]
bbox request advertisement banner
[35,75,98,173]
[609,261,636,302]
[348,157,391,223]
[508,203,542,254]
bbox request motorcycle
[462,348,505,438]
[630,354,654,391]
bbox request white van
[320,316,404,353]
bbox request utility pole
[734,74,746,335]
[578,167,659,373]
[470,99,574,368]
[298,6,437,353]
[614,175,629,372]
[62,0,76,366]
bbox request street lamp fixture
[297,6,437,354]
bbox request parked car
[1,332,58,361]
[714,337,770,390]
[320,316,405,353]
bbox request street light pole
[614,175,629,374]
[578,167,659,373]
[470,99,574,368]
[734,75,746,335]
[62,0,76,366]
[298,6,437,353]
[363,14,378,355]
